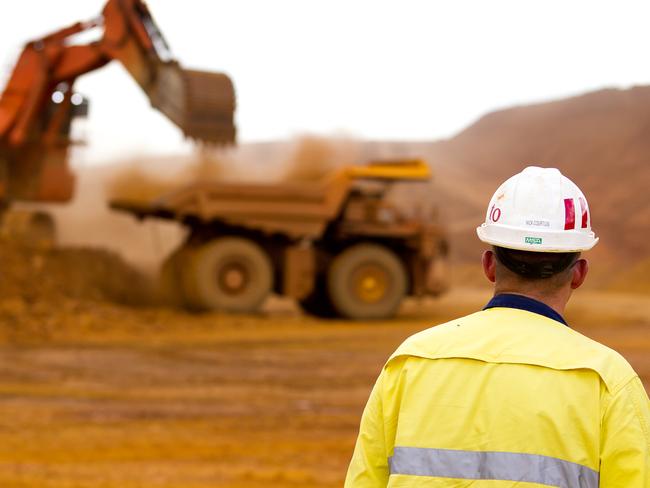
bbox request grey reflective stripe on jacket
[388,446,599,488]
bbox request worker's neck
[493,284,571,316]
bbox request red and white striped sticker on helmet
[564,198,575,230]
[578,197,588,228]
[564,197,589,230]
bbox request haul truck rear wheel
[180,237,272,313]
[327,243,406,319]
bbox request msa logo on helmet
[525,237,543,245]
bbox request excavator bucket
[149,63,236,145]
[182,69,236,144]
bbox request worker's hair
[493,246,579,282]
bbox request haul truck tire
[159,246,194,307]
[327,243,407,320]
[180,237,273,313]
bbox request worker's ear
[482,250,496,283]
[570,258,589,290]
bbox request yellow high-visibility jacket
[345,306,650,487]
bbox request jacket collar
[483,293,568,326]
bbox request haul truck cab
[111,159,449,319]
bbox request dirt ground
[0,285,647,488]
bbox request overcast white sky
[2,1,650,164]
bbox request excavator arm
[0,0,235,203]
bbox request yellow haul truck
[110,159,448,319]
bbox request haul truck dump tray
[110,172,352,240]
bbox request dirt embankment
[0,239,155,338]
[0,241,152,304]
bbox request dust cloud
[29,136,368,276]
[106,151,231,203]
[280,135,362,181]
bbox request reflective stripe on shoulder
[388,446,598,488]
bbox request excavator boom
[0,0,235,203]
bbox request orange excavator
[0,0,235,218]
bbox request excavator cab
[48,83,89,137]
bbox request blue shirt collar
[483,293,568,326]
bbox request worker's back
[346,306,650,487]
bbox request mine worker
[345,166,650,487]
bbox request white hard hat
[476,166,598,252]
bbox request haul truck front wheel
[180,237,273,313]
[327,243,407,320]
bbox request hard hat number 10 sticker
[490,204,501,222]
